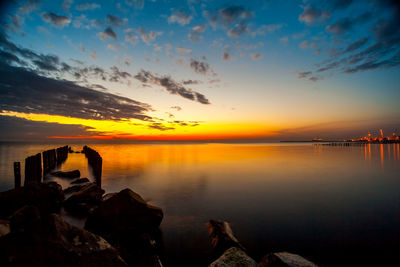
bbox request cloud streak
[134,69,211,104]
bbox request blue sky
[0,0,399,140]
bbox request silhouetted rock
[63,183,104,215]
[63,184,86,195]
[0,220,10,237]
[85,188,163,235]
[51,170,80,179]
[209,247,257,267]
[259,252,317,267]
[10,205,40,232]
[0,213,127,267]
[208,219,245,260]
[71,177,90,184]
[85,188,164,266]
[0,182,64,219]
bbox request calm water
[0,142,399,266]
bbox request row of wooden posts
[13,146,69,188]
[82,146,103,188]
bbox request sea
[0,142,399,266]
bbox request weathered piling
[56,146,68,165]
[24,153,42,185]
[14,162,21,188]
[82,146,102,188]
[43,149,57,175]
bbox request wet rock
[10,205,40,232]
[259,252,318,267]
[71,177,90,184]
[209,247,257,267]
[0,182,64,219]
[63,183,104,215]
[85,188,164,266]
[0,220,10,237]
[208,219,245,259]
[63,184,86,195]
[85,188,163,235]
[0,213,127,267]
[51,170,80,179]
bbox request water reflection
[0,143,399,266]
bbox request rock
[63,184,86,195]
[0,213,127,267]
[10,205,40,232]
[71,177,90,184]
[208,219,245,259]
[63,183,104,214]
[0,182,64,219]
[85,188,163,235]
[0,220,10,237]
[51,170,80,179]
[259,252,318,267]
[209,247,257,267]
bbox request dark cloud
[148,122,174,131]
[168,10,192,25]
[0,115,102,140]
[299,5,330,24]
[109,66,132,82]
[76,3,101,11]
[222,52,231,61]
[329,0,355,10]
[189,24,206,41]
[100,27,117,40]
[189,59,214,75]
[0,61,152,121]
[344,37,369,53]
[326,13,371,35]
[297,71,312,78]
[106,14,126,27]
[170,106,182,111]
[182,79,201,85]
[134,69,211,104]
[203,5,253,37]
[317,61,340,72]
[137,27,162,45]
[41,12,71,29]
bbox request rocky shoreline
[0,146,318,266]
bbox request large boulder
[63,183,104,214]
[10,205,40,232]
[85,188,163,235]
[0,213,126,267]
[259,252,318,267]
[209,247,258,267]
[208,219,245,260]
[0,182,64,219]
[51,170,80,179]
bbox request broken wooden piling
[14,162,21,188]
[82,146,102,188]
[24,153,42,185]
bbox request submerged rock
[85,188,163,235]
[0,213,126,267]
[51,170,80,179]
[71,177,90,184]
[209,247,257,267]
[259,252,318,267]
[0,182,64,219]
[63,183,104,215]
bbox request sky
[0,0,399,141]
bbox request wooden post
[14,162,21,188]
